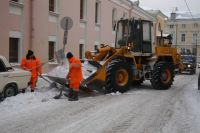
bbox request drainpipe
[30,0,34,49]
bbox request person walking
[21,50,42,92]
[65,52,83,101]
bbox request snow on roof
[165,11,200,20]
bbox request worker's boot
[68,90,79,101]
[64,89,73,98]
[73,91,79,101]
[31,89,35,92]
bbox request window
[49,0,55,12]
[194,23,198,28]
[143,22,151,41]
[9,38,19,63]
[49,41,55,61]
[95,1,101,24]
[112,8,117,30]
[80,0,87,20]
[192,33,197,44]
[79,44,84,59]
[10,0,19,2]
[169,25,174,29]
[182,24,186,28]
[94,45,98,50]
[170,34,174,44]
[181,34,186,42]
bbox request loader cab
[115,19,152,53]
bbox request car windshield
[182,56,195,63]
[0,59,7,72]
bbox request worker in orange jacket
[65,52,83,101]
[21,50,42,92]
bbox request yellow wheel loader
[81,19,183,93]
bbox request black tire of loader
[106,59,133,93]
[151,62,174,90]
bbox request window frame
[79,44,85,59]
[194,23,198,28]
[80,0,87,20]
[95,1,101,25]
[182,24,186,28]
[112,8,117,30]
[181,33,186,42]
[9,37,19,63]
[10,0,19,2]
[169,25,174,29]
[49,0,56,12]
[192,33,197,44]
[48,41,56,62]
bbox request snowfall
[0,62,200,133]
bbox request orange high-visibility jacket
[68,57,83,84]
[21,57,42,78]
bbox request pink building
[0,0,155,71]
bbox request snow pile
[0,78,60,115]
[47,61,98,79]
[107,91,122,96]
[47,64,69,78]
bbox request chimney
[170,12,176,21]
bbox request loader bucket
[45,75,69,86]
[81,60,106,92]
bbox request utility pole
[175,23,178,48]
[196,33,198,64]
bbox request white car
[0,55,31,100]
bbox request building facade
[0,0,154,71]
[165,12,200,61]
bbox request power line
[183,0,195,21]
[183,0,198,61]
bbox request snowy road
[0,73,200,133]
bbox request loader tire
[106,59,133,93]
[151,62,174,90]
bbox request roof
[165,11,200,20]
[146,10,168,19]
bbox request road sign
[60,17,73,31]
[60,17,73,47]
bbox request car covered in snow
[0,55,31,99]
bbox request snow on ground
[0,67,200,133]
[0,78,58,115]
[0,61,98,117]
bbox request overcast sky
[131,0,200,13]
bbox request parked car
[198,62,200,68]
[0,55,31,100]
[181,55,196,74]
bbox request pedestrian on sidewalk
[21,50,42,92]
[65,52,83,101]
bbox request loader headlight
[127,42,133,50]
[188,64,191,68]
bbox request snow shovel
[44,75,70,99]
